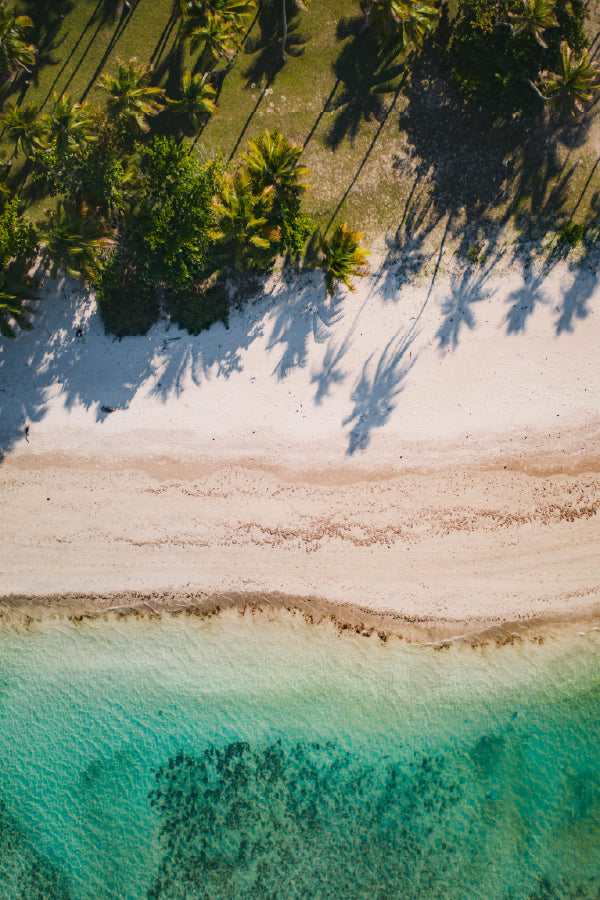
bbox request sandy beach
[1,251,599,631]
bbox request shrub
[559,222,584,247]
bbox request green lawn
[6,0,600,258]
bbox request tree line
[1,0,598,339]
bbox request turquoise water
[0,612,599,900]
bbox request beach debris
[101,405,117,414]
[24,425,29,443]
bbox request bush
[166,282,229,335]
[96,252,160,337]
[280,204,314,261]
[559,222,584,247]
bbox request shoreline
[1,588,599,646]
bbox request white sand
[1,253,599,626]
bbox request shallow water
[0,612,598,900]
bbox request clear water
[0,612,599,900]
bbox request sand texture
[1,255,599,627]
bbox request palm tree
[98,58,165,134]
[40,202,116,283]
[0,281,37,338]
[540,41,600,118]
[369,0,437,59]
[211,168,280,271]
[180,0,255,66]
[0,3,36,78]
[242,128,310,210]
[318,223,369,296]
[40,93,96,157]
[2,102,42,157]
[509,0,557,49]
[189,11,240,63]
[168,71,217,130]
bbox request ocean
[0,610,598,899]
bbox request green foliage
[280,203,314,259]
[179,0,256,65]
[167,281,229,334]
[39,93,96,158]
[167,71,217,131]
[30,114,130,219]
[98,58,165,135]
[539,40,600,118]
[559,221,584,246]
[2,101,42,157]
[0,194,36,271]
[0,2,36,77]
[369,0,438,59]
[211,167,281,272]
[40,202,115,283]
[0,194,38,338]
[131,136,220,290]
[467,244,486,263]
[447,0,590,113]
[96,250,160,337]
[318,223,369,295]
[510,0,557,49]
[242,128,311,211]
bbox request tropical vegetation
[0,0,597,341]
[0,3,36,79]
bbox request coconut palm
[0,281,37,338]
[40,93,96,157]
[211,168,280,271]
[509,0,557,49]
[370,0,437,59]
[0,3,36,77]
[168,70,217,129]
[540,41,600,118]
[168,71,217,129]
[242,128,310,210]
[318,223,369,296]
[98,58,165,134]
[189,11,240,62]
[2,102,42,157]
[40,202,116,283]
[181,0,255,64]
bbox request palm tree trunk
[281,0,287,64]
[360,1,372,34]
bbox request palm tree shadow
[436,268,493,350]
[505,272,548,334]
[267,281,343,381]
[555,260,597,335]
[343,331,416,455]
[242,0,309,86]
[377,175,442,299]
[397,49,574,258]
[326,34,404,148]
[0,272,158,460]
[311,333,350,405]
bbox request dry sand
[1,253,599,632]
